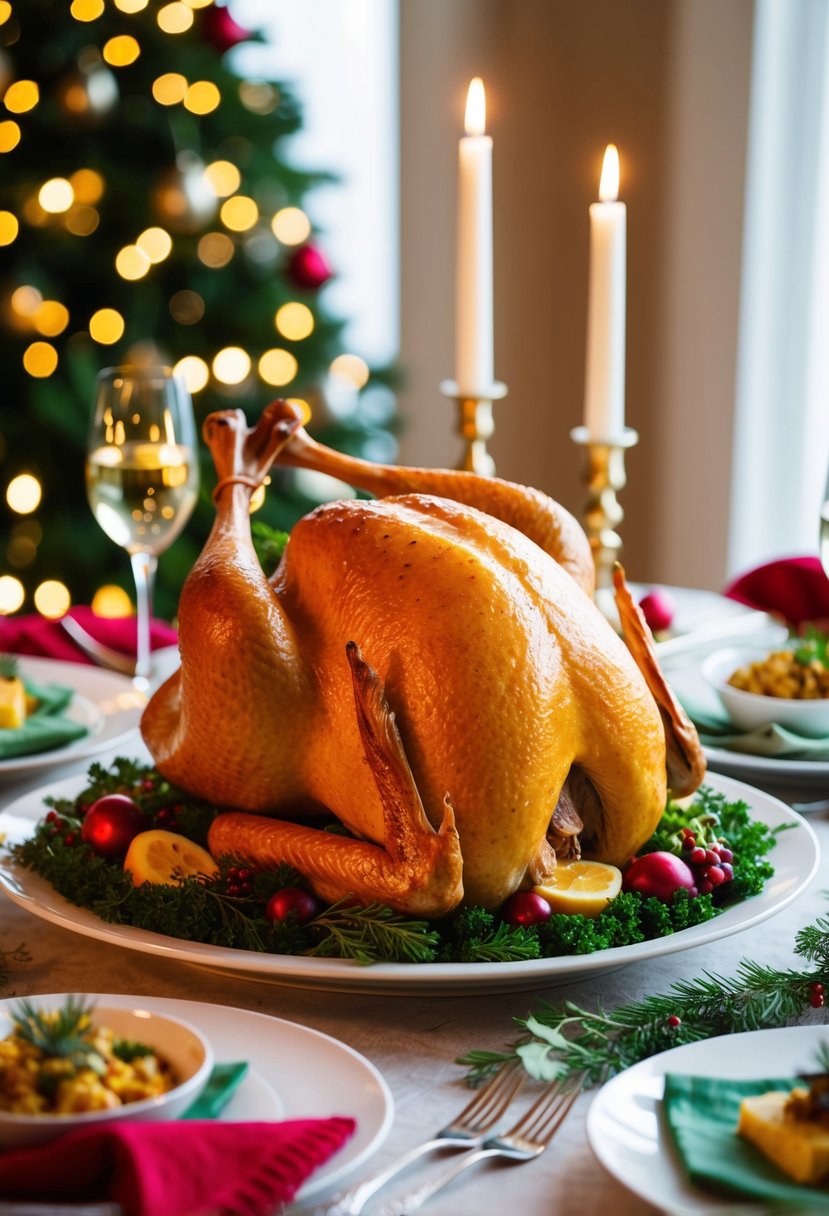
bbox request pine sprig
[307,901,441,964]
[12,996,106,1073]
[459,913,829,1088]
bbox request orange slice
[533,860,622,918]
[124,830,219,887]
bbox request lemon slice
[533,860,622,918]
[124,830,219,887]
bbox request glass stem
[130,550,157,692]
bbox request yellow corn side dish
[0,1021,177,1115]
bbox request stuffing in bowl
[0,995,212,1147]
[702,638,829,738]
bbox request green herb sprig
[12,996,105,1074]
[794,624,829,668]
[459,911,829,1089]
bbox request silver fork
[312,1062,526,1216]
[59,615,137,677]
[377,1074,584,1216]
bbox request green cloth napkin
[677,690,829,761]
[663,1073,829,1209]
[0,677,89,761]
[181,1061,248,1119]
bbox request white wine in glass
[86,366,199,690]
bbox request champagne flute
[85,365,199,691]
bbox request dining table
[0,589,826,1216]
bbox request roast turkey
[141,400,705,916]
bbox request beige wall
[398,0,754,590]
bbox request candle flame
[599,144,620,201]
[464,77,486,137]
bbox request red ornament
[501,891,552,927]
[286,243,333,292]
[200,4,253,53]
[80,794,146,861]
[638,588,677,634]
[622,852,696,903]
[667,1015,682,1028]
[266,887,320,925]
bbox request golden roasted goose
[141,400,705,916]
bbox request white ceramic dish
[0,992,392,1202]
[586,1023,829,1213]
[0,772,818,995]
[702,645,829,737]
[665,662,829,788]
[0,657,150,782]
[0,1000,212,1147]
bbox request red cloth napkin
[723,556,829,630]
[0,607,178,665]
[0,1117,355,1216]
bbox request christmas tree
[0,0,395,619]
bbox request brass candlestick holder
[570,425,639,607]
[441,379,508,475]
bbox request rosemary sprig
[12,996,106,1074]
[307,901,441,964]
[459,911,829,1088]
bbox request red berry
[706,865,726,887]
[80,794,145,861]
[720,862,734,881]
[141,779,155,791]
[64,833,76,846]
[699,879,713,896]
[690,847,706,865]
[237,868,252,881]
[810,982,824,995]
[704,850,719,865]
[667,1014,682,1028]
[500,891,552,927]
[266,887,321,925]
[638,588,676,633]
[45,810,57,823]
[719,848,734,864]
[812,992,826,1008]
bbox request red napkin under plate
[0,1117,355,1216]
[724,555,829,630]
[0,607,178,666]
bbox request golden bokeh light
[0,3,11,25]
[271,206,311,246]
[22,198,47,226]
[258,348,298,387]
[0,211,18,245]
[158,2,193,33]
[114,0,149,10]
[4,80,39,114]
[34,300,70,337]
[330,353,370,389]
[6,473,42,514]
[65,205,100,235]
[287,398,313,426]
[169,289,204,324]
[184,81,220,115]
[11,285,41,317]
[197,231,234,268]
[174,355,209,393]
[91,584,133,617]
[204,160,241,198]
[23,341,58,377]
[0,576,25,615]
[220,195,258,232]
[115,244,151,280]
[0,120,20,152]
[275,301,314,341]
[89,308,125,344]
[70,0,104,18]
[212,346,251,385]
[69,168,104,204]
[34,580,71,619]
[103,35,141,67]
[136,226,172,263]
[183,0,213,7]
[239,81,279,114]
[152,72,188,105]
[38,177,74,213]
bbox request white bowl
[702,645,829,738]
[0,1001,213,1147]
